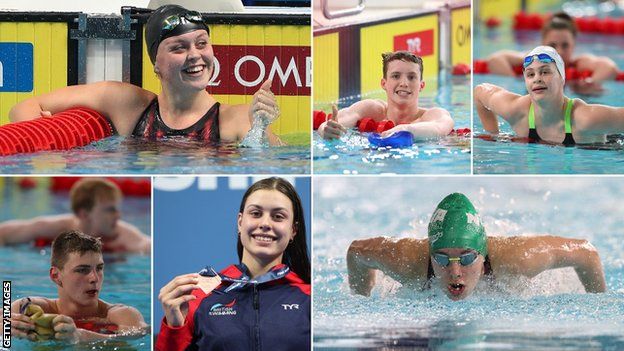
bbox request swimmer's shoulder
[218,103,251,141]
[12,296,56,313]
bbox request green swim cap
[428,193,487,257]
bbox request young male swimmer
[8,5,282,145]
[0,178,150,254]
[347,193,606,301]
[10,231,148,342]
[318,51,454,140]
[474,45,624,145]
[486,12,618,95]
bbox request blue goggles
[432,252,479,267]
[523,53,556,69]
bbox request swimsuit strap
[528,103,536,129]
[564,98,574,134]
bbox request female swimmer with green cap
[347,193,606,301]
[475,45,624,146]
[9,5,282,145]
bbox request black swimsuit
[132,98,220,141]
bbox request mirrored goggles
[523,53,556,69]
[432,252,479,267]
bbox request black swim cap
[145,5,210,65]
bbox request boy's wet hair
[382,51,424,78]
[542,12,577,38]
[70,178,122,214]
[51,230,102,269]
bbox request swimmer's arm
[318,100,386,138]
[511,236,606,293]
[347,237,426,296]
[8,81,155,135]
[382,107,454,139]
[0,215,72,246]
[117,221,151,255]
[485,50,524,76]
[578,103,624,133]
[474,83,524,134]
[576,54,618,83]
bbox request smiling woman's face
[154,30,214,91]
[238,189,296,268]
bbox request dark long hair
[237,177,310,284]
[542,12,577,39]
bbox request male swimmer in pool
[10,231,148,342]
[8,4,282,145]
[474,45,624,145]
[0,178,150,254]
[347,193,606,301]
[485,12,619,95]
[317,51,454,140]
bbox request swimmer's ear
[49,267,62,287]
[419,81,425,91]
[237,213,243,234]
[381,77,387,90]
[76,208,89,220]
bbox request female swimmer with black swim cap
[347,193,606,301]
[485,12,619,95]
[9,5,282,145]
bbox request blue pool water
[313,74,471,175]
[474,21,624,174]
[0,179,151,350]
[313,177,624,350]
[0,135,310,175]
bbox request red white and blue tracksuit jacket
[156,264,310,351]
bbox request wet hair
[542,12,577,38]
[382,51,424,78]
[145,4,210,65]
[237,177,310,284]
[70,178,122,214]
[51,230,102,269]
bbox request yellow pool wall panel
[142,23,310,136]
[479,0,521,20]
[312,32,339,107]
[451,7,471,67]
[360,14,439,96]
[0,22,68,126]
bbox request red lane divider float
[313,110,471,136]
[473,59,624,81]
[50,177,151,197]
[0,107,113,156]
[510,12,624,34]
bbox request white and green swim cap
[428,193,487,257]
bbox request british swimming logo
[209,299,237,316]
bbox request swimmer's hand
[320,104,347,140]
[40,110,52,118]
[249,79,280,123]
[10,312,37,341]
[569,78,604,96]
[159,273,201,328]
[52,315,80,343]
[381,125,410,138]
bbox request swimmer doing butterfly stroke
[347,193,606,301]
[475,46,624,146]
[9,5,283,145]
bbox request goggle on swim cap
[428,193,488,257]
[145,5,210,65]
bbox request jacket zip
[253,284,260,351]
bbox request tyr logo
[282,304,299,310]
